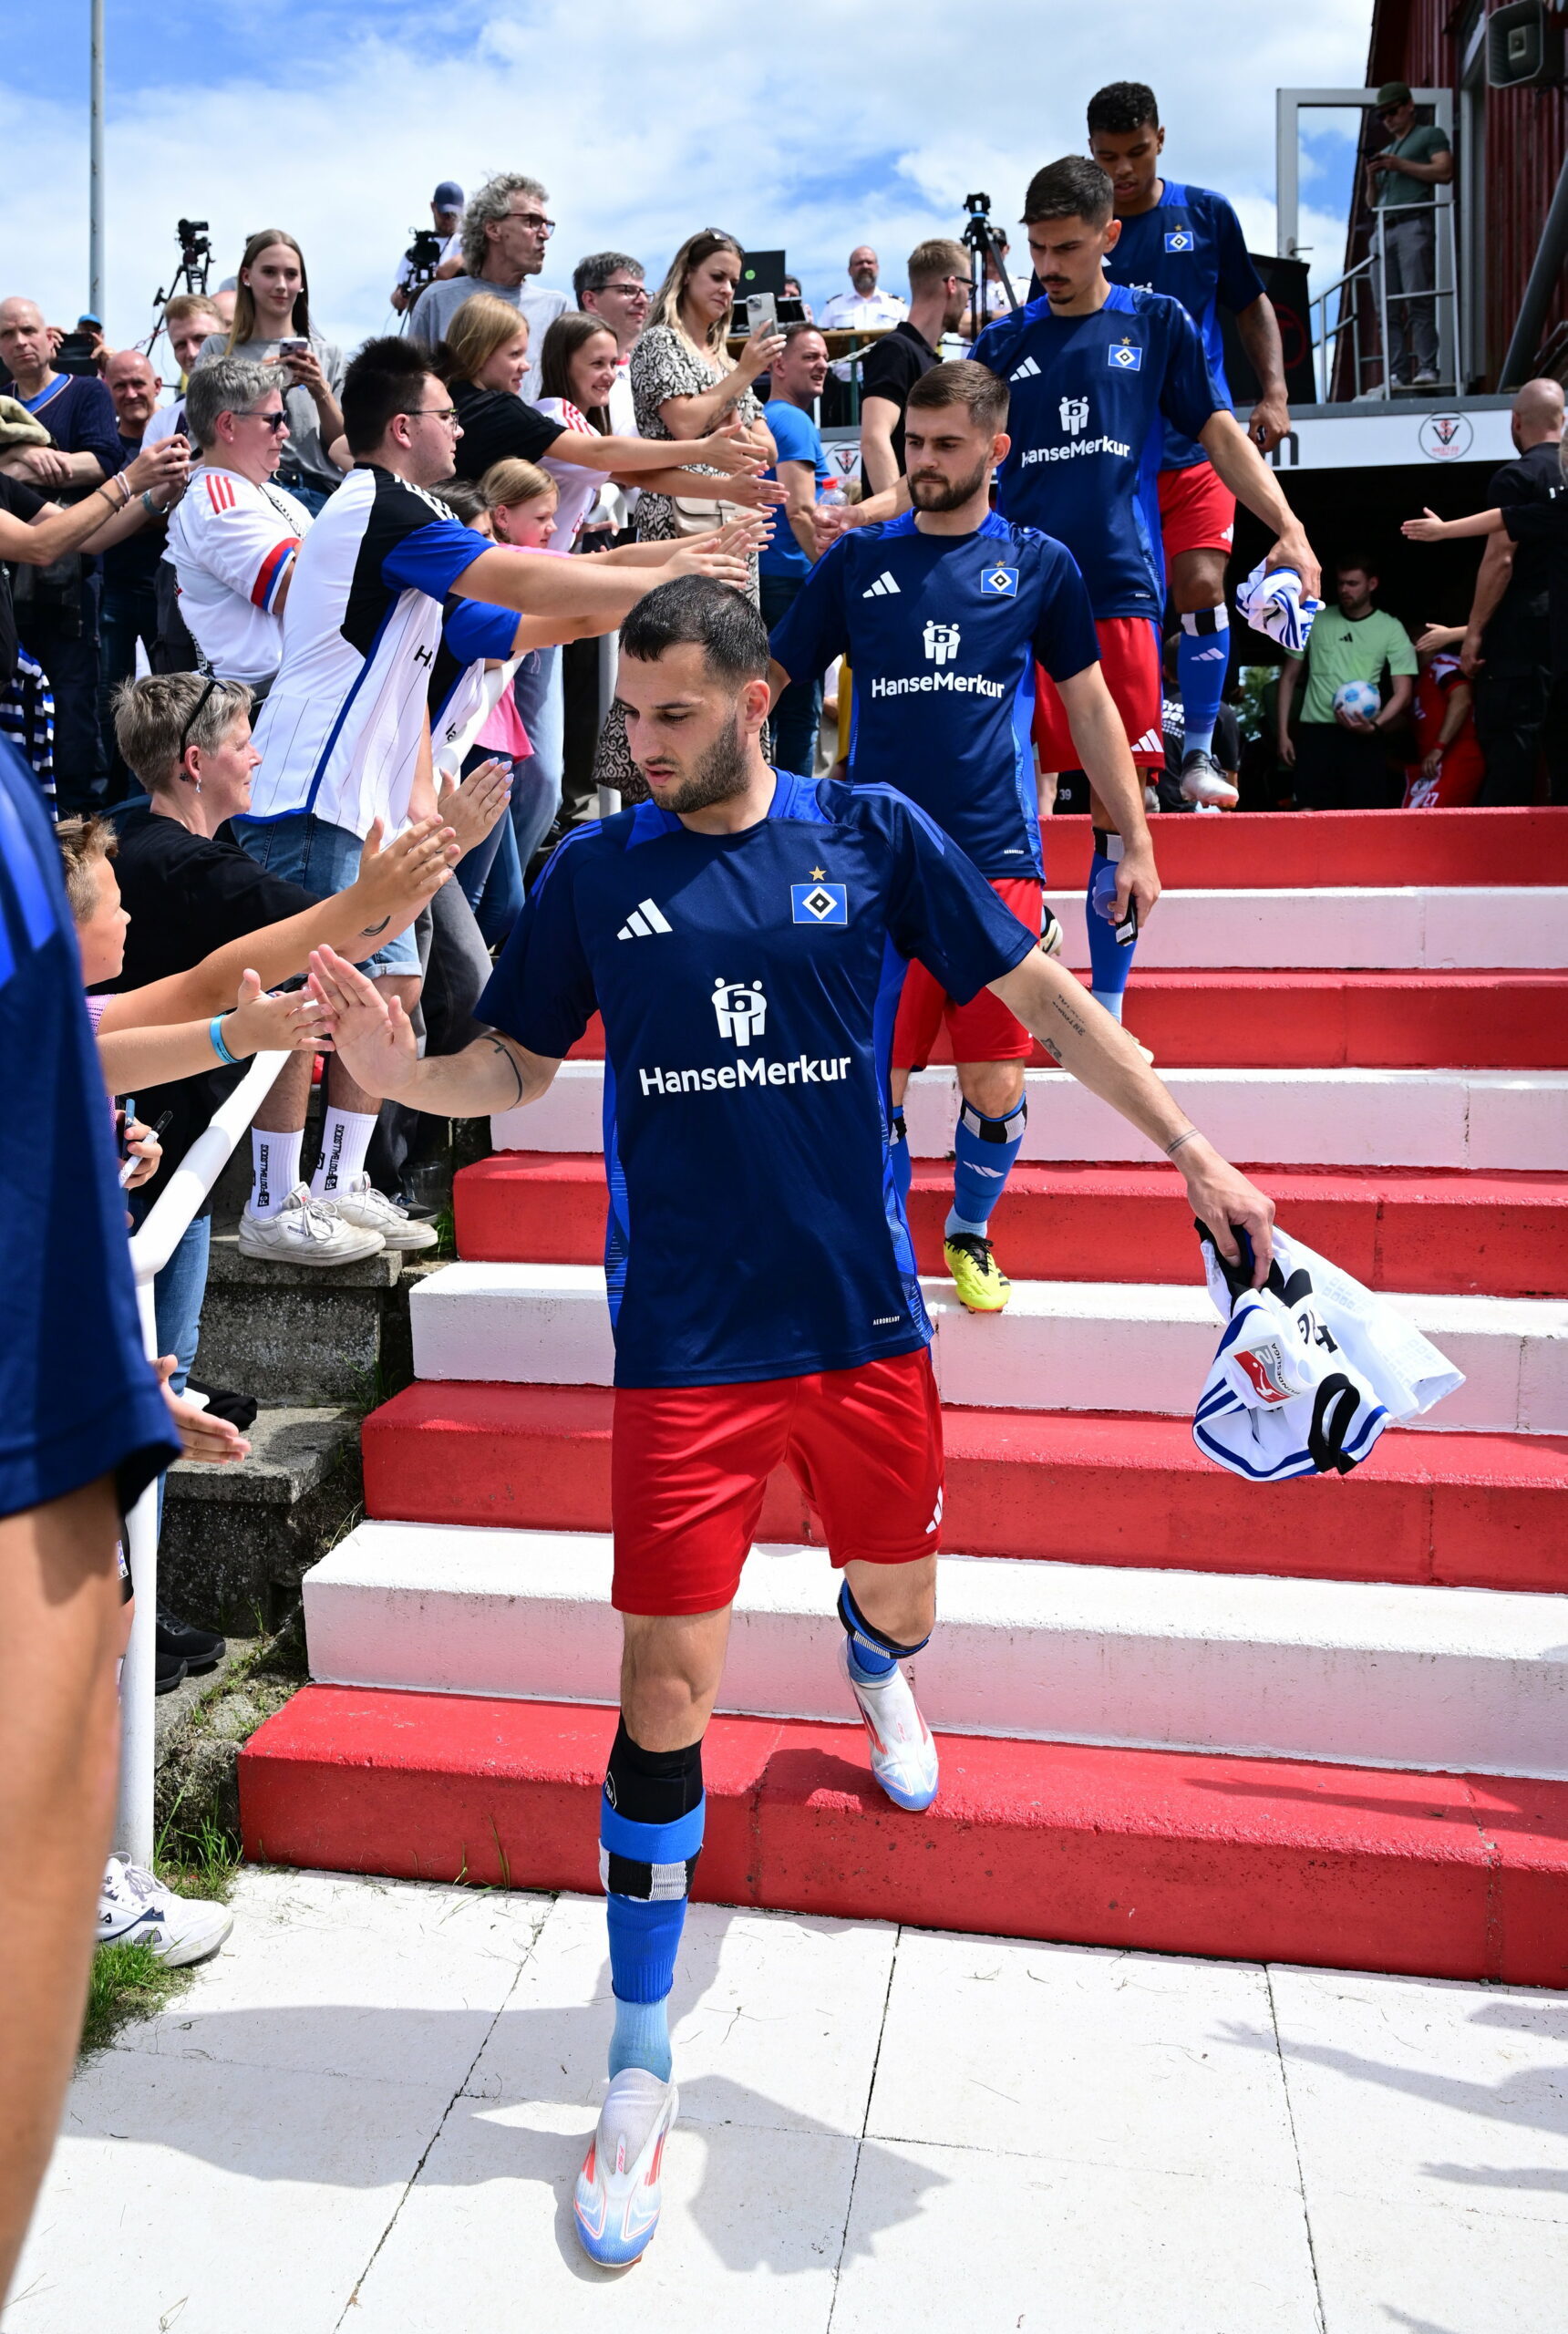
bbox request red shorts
[1035,617,1163,770]
[1157,460,1236,563]
[610,1349,944,1616]
[892,876,1041,1069]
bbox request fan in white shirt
[166,355,314,685]
[819,245,907,333]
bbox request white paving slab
[305,1523,1568,1777]
[1042,883,1568,971]
[493,1061,1568,1171]
[15,1874,1568,2334]
[408,1260,1565,1436]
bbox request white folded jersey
[166,467,312,687]
[1235,559,1323,657]
[1193,1225,1464,1482]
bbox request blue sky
[6,0,1374,362]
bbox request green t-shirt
[1372,124,1450,208]
[1293,606,1418,726]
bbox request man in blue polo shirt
[1089,79,1292,807]
[308,572,1275,2275]
[970,156,1318,1024]
[769,357,1157,1312]
[758,324,833,775]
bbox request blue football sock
[839,1577,929,1681]
[1087,829,1136,1021]
[600,1722,705,2084]
[946,1094,1026,1239]
[1177,605,1230,760]
[888,1108,913,1208]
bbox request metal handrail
[1310,196,1459,401]
[115,1048,291,1865]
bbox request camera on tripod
[403,227,445,296]
[960,191,1019,325]
[177,218,211,273]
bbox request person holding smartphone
[198,230,346,511]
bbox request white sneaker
[1414,368,1439,387]
[574,2069,679,2267]
[1179,749,1239,810]
[97,1854,233,1967]
[325,1172,438,1253]
[236,1184,385,1267]
[840,1638,939,1812]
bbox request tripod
[140,220,213,356]
[962,195,1020,340]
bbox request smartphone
[741,294,777,334]
[278,337,310,357]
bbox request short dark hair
[433,477,489,526]
[1087,80,1160,135]
[573,250,643,305]
[1336,551,1378,579]
[779,321,826,351]
[907,358,1009,434]
[1022,157,1115,229]
[619,575,769,685]
[342,335,436,457]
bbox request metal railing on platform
[1310,197,1459,401]
[116,1049,291,1866]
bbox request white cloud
[3,0,1373,365]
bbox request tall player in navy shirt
[1090,79,1292,807]
[307,575,1274,2270]
[769,359,1157,1314]
[969,156,1317,1027]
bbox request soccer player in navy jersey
[306,574,1275,2269]
[1089,79,1292,808]
[769,358,1158,1313]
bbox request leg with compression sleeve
[600,1720,705,2084]
[1087,826,1137,1020]
[947,1094,1026,1240]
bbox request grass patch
[82,1941,191,2055]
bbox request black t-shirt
[1484,440,1562,676]
[110,806,322,1210]
[450,378,563,482]
[0,472,46,683]
[1503,492,1568,677]
[858,322,937,478]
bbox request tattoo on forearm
[1052,994,1088,1039]
[1042,1037,1065,1064]
[481,1035,524,1109]
[356,916,391,938]
[1164,1129,1202,1161]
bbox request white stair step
[493,1063,1568,1172]
[408,1263,1567,1435]
[304,1521,1568,1779]
[1042,885,1568,972]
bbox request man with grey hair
[166,356,314,688]
[407,171,567,398]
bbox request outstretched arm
[988,946,1274,1283]
[1403,505,1504,544]
[306,946,560,1116]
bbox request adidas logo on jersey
[1009,356,1041,381]
[862,572,901,597]
[617,898,672,940]
[1130,728,1163,756]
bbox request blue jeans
[229,811,422,973]
[759,573,821,775]
[511,646,563,868]
[455,747,527,945]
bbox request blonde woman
[197,229,345,510]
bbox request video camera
[403,226,445,299]
[176,218,212,281]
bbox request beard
[643,710,752,812]
[907,454,991,512]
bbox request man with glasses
[408,170,568,401]
[574,252,650,435]
[1365,79,1452,390]
[166,356,313,693]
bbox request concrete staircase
[240,807,1568,1986]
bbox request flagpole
[89,0,105,316]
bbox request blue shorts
[230,812,422,975]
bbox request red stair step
[239,1688,1568,1988]
[360,1383,1568,1596]
[564,973,1568,1070]
[455,1155,1568,1298]
[1045,806,1568,889]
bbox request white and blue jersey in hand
[973,285,1222,620]
[768,511,1099,880]
[478,770,1036,1389]
[1103,183,1267,470]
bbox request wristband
[140,489,162,517]
[209,1014,239,1066]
